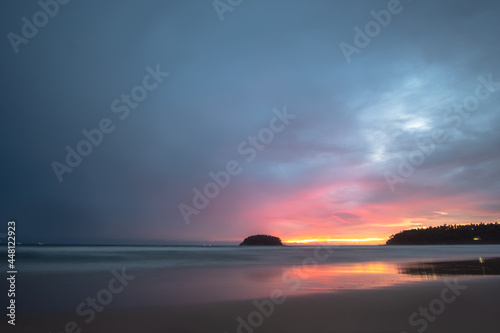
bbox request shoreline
[15,276,500,333]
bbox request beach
[14,276,500,333]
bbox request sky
[1,0,499,245]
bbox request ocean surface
[7,244,500,314]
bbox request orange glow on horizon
[284,237,385,245]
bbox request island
[386,222,500,245]
[239,234,283,246]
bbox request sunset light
[284,238,386,245]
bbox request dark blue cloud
[1,0,499,244]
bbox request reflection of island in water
[399,258,500,277]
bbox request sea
[6,244,500,314]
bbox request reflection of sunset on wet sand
[280,262,415,294]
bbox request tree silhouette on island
[386,223,500,245]
[239,234,283,246]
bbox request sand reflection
[278,261,411,294]
[398,257,500,278]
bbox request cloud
[1,0,499,244]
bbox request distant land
[386,223,500,245]
[239,234,283,246]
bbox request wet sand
[14,276,500,333]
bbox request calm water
[8,244,500,314]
